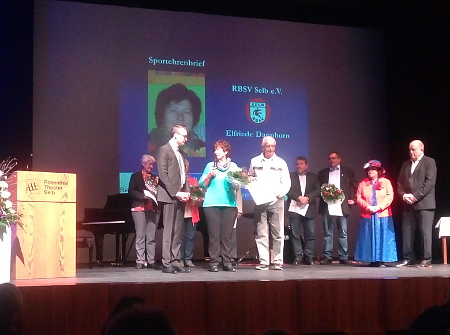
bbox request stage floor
[13,260,450,287]
[11,260,450,335]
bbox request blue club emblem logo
[250,102,266,123]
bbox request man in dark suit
[318,151,357,265]
[156,125,190,274]
[397,140,437,268]
[287,156,320,265]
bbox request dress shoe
[209,265,219,272]
[184,260,195,267]
[396,260,414,267]
[162,266,177,274]
[223,264,236,272]
[320,258,332,265]
[135,263,145,269]
[293,258,302,266]
[147,263,160,270]
[174,266,191,273]
[417,260,432,268]
[340,259,351,265]
[304,259,314,265]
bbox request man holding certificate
[248,136,291,270]
[286,156,320,266]
[318,151,357,265]
[156,125,191,274]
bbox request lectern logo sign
[26,180,40,194]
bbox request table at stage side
[436,217,450,264]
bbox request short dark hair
[214,140,231,157]
[170,125,187,138]
[0,283,23,335]
[104,306,177,335]
[295,156,308,164]
[329,151,340,158]
[155,83,202,127]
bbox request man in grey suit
[156,125,191,274]
[397,140,437,268]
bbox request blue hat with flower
[363,160,385,174]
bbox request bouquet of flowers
[147,175,159,188]
[320,183,345,204]
[144,174,159,204]
[189,185,205,202]
[227,167,250,188]
[0,158,22,229]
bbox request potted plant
[0,158,21,283]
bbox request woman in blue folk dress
[355,160,397,266]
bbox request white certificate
[288,199,309,217]
[327,202,343,216]
[246,181,278,206]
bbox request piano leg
[196,214,210,259]
[112,234,122,266]
[111,233,129,266]
[94,233,105,266]
[122,234,129,266]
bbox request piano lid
[81,193,132,223]
[104,193,132,210]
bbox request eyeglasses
[177,133,188,139]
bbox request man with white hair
[249,136,291,270]
[397,140,437,268]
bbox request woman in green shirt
[200,140,242,272]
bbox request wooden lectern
[9,171,76,279]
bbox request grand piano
[78,193,135,266]
[78,193,211,267]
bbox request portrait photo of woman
[148,75,206,157]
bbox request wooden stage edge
[12,263,450,335]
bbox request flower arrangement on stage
[320,183,345,204]
[189,185,205,202]
[0,158,21,229]
[227,167,250,188]
[145,174,159,188]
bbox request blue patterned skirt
[354,215,398,262]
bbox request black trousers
[204,206,237,267]
[402,209,434,261]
